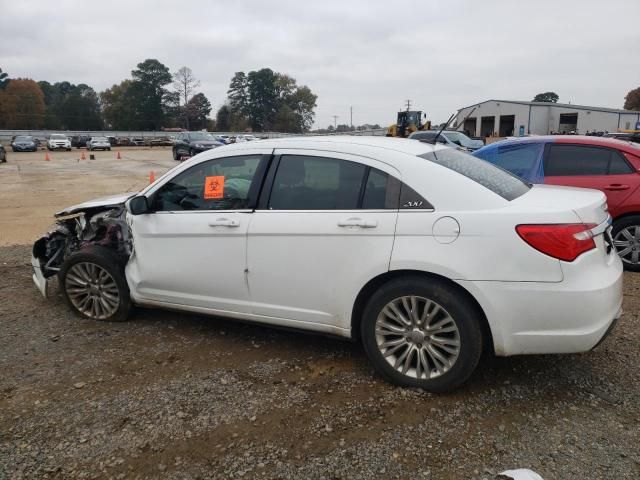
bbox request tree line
[0,62,317,133]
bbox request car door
[543,143,640,217]
[246,149,400,331]
[126,151,270,313]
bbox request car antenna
[432,113,456,144]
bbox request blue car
[472,137,547,183]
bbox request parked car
[86,137,111,151]
[409,130,484,152]
[11,135,38,152]
[172,131,224,160]
[0,143,6,162]
[473,135,640,270]
[107,136,117,146]
[47,134,72,151]
[71,135,91,148]
[130,137,145,147]
[604,132,640,145]
[31,136,622,392]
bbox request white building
[455,99,640,138]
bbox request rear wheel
[612,215,640,271]
[361,276,483,392]
[60,246,131,322]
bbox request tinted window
[269,155,366,210]
[544,145,632,176]
[418,148,530,201]
[361,169,402,209]
[609,151,634,174]
[153,155,263,211]
[477,142,545,182]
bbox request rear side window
[419,148,530,201]
[476,142,545,182]
[544,145,633,175]
[269,155,366,210]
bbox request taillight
[516,223,597,262]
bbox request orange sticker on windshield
[204,175,224,199]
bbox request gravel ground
[1,244,639,479]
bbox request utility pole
[350,106,353,128]
[405,99,412,111]
[332,115,339,129]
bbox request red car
[474,135,640,270]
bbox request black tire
[107,147,111,151]
[67,148,71,151]
[189,148,196,157]
[612,215,640,271]
[172,148,179,160]
[360,276,483,392]
[59,246,131,322]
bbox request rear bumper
[458,253,623,356]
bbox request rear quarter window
[419,148,530,201]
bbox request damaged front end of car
[31,197,134,297]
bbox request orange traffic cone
[116,151,121,160]
[81,151,86,160]
[149,171,155,184]
[44,151,50,161]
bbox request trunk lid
[511,184,608,225]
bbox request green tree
[100,80,138,130]
[532,92,559,103]
[216,104,232,131]
[186,93,212,130]
[0,67,9,90]
[130,59,172,130]
[247,68,279,131]
[624,87,640,111]
[56,84,102,130]
[227,72,249,116]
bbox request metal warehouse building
[455,99,640,138]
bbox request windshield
[93,137,108,141]
[50,134,67,140]
[418,148,530,201]
[189,132,215,141]
[15,136,33,141]
[444,131,474,147]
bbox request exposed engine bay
[32,204,131,282]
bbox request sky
[1,0,639,129]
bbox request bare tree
[172,66,200,129]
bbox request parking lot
[0,147,639,479]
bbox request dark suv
[172,132,224,160]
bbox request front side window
[419,148,530,201]
[152,155,263,211]
[269,155,366,210]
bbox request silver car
[87,137,111,151]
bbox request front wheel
[612,215,640,271]
[189,148,196,157]
[172,148,179,160]
[361,276,483,392]
[59,246,131,322]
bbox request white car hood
[55,192,136,217]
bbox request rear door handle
[209,218,240,227]
[337,218,378,228]
[605,184,629,191]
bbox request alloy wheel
[375,296,461,380]
[613,226,640,265]
[65,262,120,319]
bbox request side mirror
[128,196,150,215]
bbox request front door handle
[209,218,240,227]
[337,218,378,228]
[604,184,630,191]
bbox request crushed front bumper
[31,255,49,298]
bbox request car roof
[477,135,640,155]
[222,134,445,157]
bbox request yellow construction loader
[386,110,431,138]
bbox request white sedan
[31,136,623,392]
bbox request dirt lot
[0,147,176,246]
[1,148,639,479]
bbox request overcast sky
[2,0,639,128]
